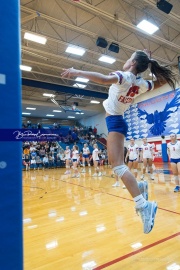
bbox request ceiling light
[73,83,87,88]
[66,45,85,56]
[68,116,75,119]
[51,98,59,106]
[53,110,62,112]
[76,112,80,114]
[90,100,100,104]
[26,107,36,110]
[24,32,47,44]
[22,112,31,115]
[98,55,116,64]
[43,93,55,98]
[46,114,54,117]
[81,112,84,114]
[75,77,89,83]
[20,65,32,71]
[137,20,159,34]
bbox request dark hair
[134,50,177,89]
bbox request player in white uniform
[140,138,154,180]
[62,49,177,234]
[125,138,139,178]
[71,145,80,178]
[92,144,101,177]
[167,134,180,192]
[64,146,71,175]
[81,143,91,173]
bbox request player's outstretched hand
[61,67,79,78]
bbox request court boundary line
[93,232,180,270]
[42,173,180,215]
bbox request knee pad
[149,166,152,170]
[134,169,138,173]
[143,166,146,170]
[113,165,129,178]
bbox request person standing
[64,146,71,175]
[125,138,139,178]
[81,143,91,173]
[140,138,154,180]
[92,144,101,177]
[167,134,180,192]
[71,145,80,178]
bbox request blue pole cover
[0,1,23,269]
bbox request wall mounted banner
[124,88,180,140]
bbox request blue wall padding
[0,1,23,269]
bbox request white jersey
[65,149,71,159]
[128,144,139,160]
[103,71,153,115]
[92,148,99,161]
[83,147,90,155]
[72,150,79,160]
[167,141,180,159]
[141,143,153,159]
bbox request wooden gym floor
[23,163,180,270]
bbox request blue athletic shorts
[83,154,89,158]
[72,159,78,162]
[170,158,180,164]
[129,158,137,162]
[105,115,128,137]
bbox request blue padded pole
[0,1,23,270]
[162,143,168,162]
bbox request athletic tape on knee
[113,165,129,178]
[134,169,138,173]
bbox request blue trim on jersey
[106,115,128,137]
[147,80,152,91]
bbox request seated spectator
[31,150,37,159]
[23,154,30,171]
[30,143,36,153]
[48,155,54,168]
[31,157,36,170]
[43,155,49,169]
[39,147,46,158]
[23,147,30,155]
[36,156,42,170]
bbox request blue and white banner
[124,88,180,140]
[0,129,61,141]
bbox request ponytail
[134,50,178,90]
[149,59,177,90]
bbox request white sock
[134,194,147,209]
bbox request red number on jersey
[126,85,140,97]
